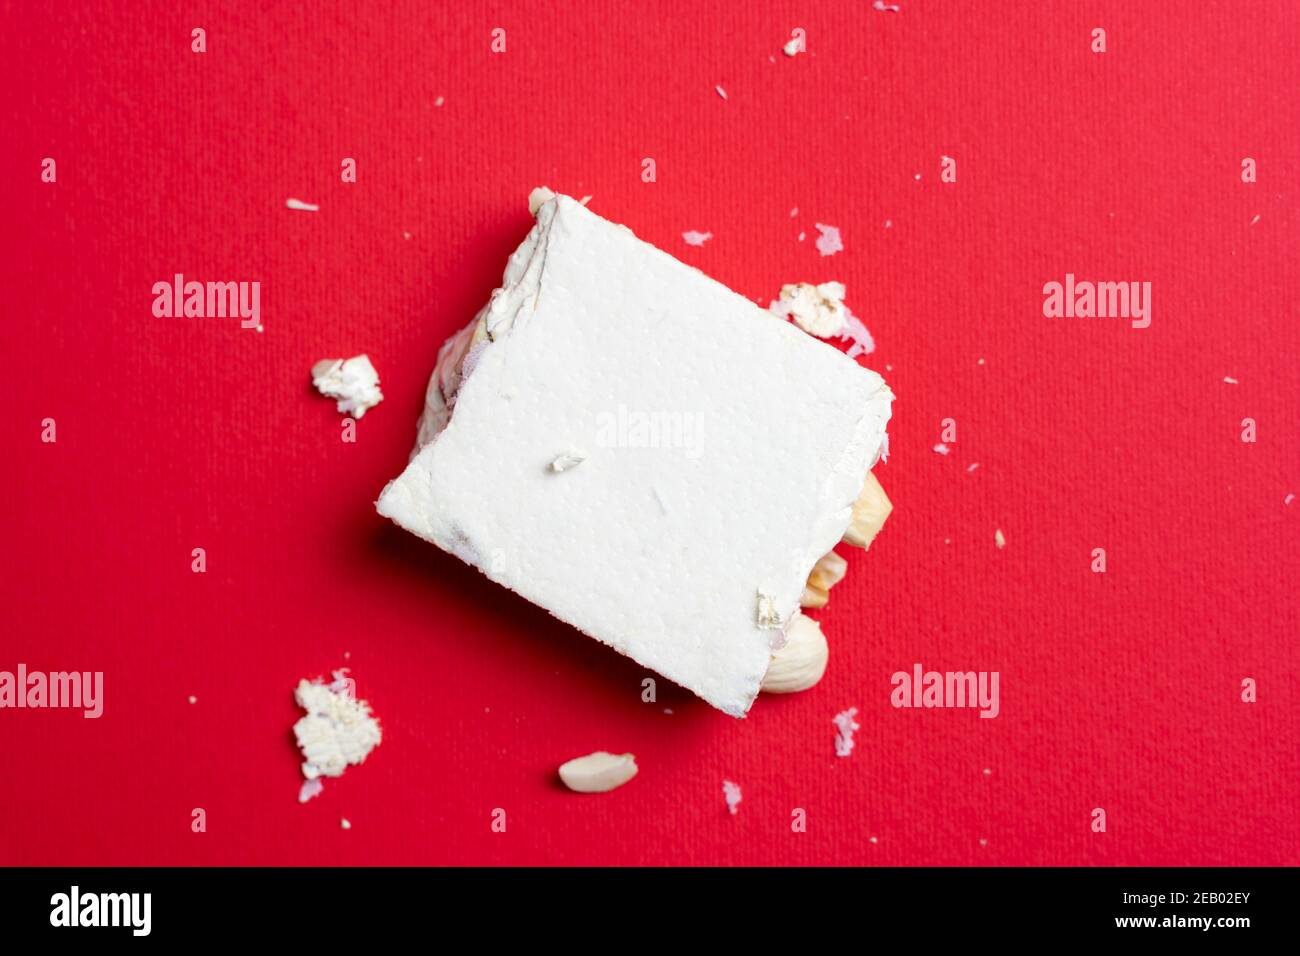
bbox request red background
[3,1,1297,866]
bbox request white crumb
[814,223,843,257]
[550,450,587,473]
[722,779,742,815]
[311,355,384,419]
[979,838,988,847]
[187,695,197,704]
[995,528,1006,549]
[1223,376,1239,384]
[1249,214,1260,225]
[869,836,879,844]
[255,324,264,333]
[983,768,992,776]
[682,230,713,246]
[769,281,875,356]
[913,173,922,180]
[884,219,893,228]
[715,85,728,100]
[873,1,901,10]
[933,443,950,455]
[340,818,352,830]
[977,357,985,365]
[664,707,674,715]
[1285,494,1295,506]
[789,207,799,217]
[967,462,980,473]
[293,671,382,782]
[782,37,802,57]
[833,707,860,758]
[756,590,784,630]
[402,231,412,240]
[298,778,324,804]
[797,231,806,242]
[286,198,319,212]
[434,96,444,107]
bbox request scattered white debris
[550,450,587,473]
[983,768,992,776]
[789,207,799,218]
[715,85,728,100]
[797,231,806,242]
[995,528,1006,549]
[913,173,922,181]
[682,230,713,246]
[944,538,951,544]
[869,836,879,844]
[255,325,264,333]
[977,357,985,365]
[286,198,319,212]
[884,219,893,229]
[298,778,324,804]
[814,223,843,257]
[723,779,743,815]
[1223,376,1239,385]
[664,707,674,715]
[293,670,382,784]
[312,356,384,419]
[872,1,901,11]
[434,96,445,107]
[187,695,197,704]
[979,838,988,847]
[833,707,860,757]
[782,37,802,57]
[1285,494,1295,506]
[341,818,352,830]
[933,443,950,455]
[1250,214,1260,225]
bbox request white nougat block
[377,194,892,716]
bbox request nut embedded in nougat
[842,471,892,549]
[800,550,848,609]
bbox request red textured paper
[2,1,1298,866]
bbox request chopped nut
[800,583,828,609]
[842,472,892,549]
[756,590,785,630]
[761,613,829,694]
[558,751,638,793]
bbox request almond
[842,471,892,549]
[558,751,638,793]
[800,583,829,609]
[761,613,829,694]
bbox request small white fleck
[789,207,799,218]
[884,219,893,229]
[933,443,950,455]
[833,707,860,758]
[1223,376,1239,385]
[995,528,1006,549]
[814,222,843,257]
[187,695,197,705]
[979,838,988,847]
[977,357,985,365]
[664,707,674,715]
[782,37,802,57]
[722,779,742,815]
[797,231,806,242]
[756,590,784,629]
[255,324,264,333]
[286,198,319,212]
[298,778,325,804]
[484,707,491,713]
[715,85,728,100]
[869,836,879,844]
[885,364,893,371]
[944,538,951,545]
[1250,214,1260,225]
[913,173,921,181]
[434,96,445,107]
[872,0,901,10]
[550,450,587,473]
[402,231,412,240]
[341,818,352,830]
[967,462,980,473]
[682,230,713,246]
[1285,494,1295,506]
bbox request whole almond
[558,751,638,793]
[761,613,829,694]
